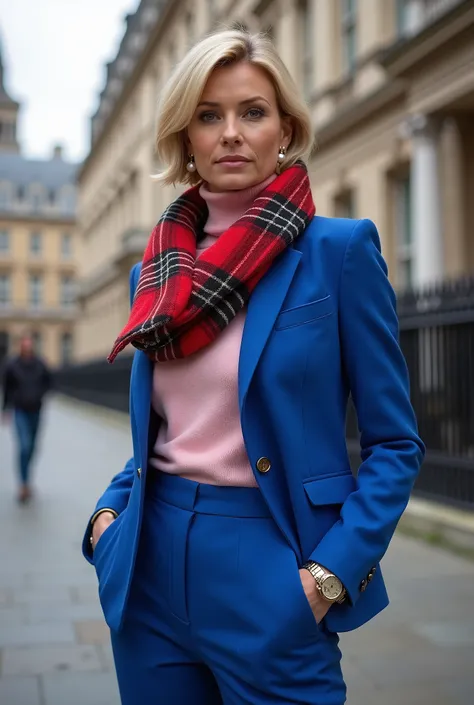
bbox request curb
[399,496,474,559]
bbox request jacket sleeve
[82,263,142,563]
[309,219,425,605]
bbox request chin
[209,174,260,193]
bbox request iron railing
[56,276,474,510]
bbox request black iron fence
[347,276,474,509]
[56,276,474,510]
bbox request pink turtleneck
[149,174,276,486]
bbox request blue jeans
[14,409,41,485]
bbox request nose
[220,116,243,146]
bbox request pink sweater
[149,175,276,486]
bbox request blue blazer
[83,216,425,634]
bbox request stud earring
[186,154,196,173]
[276,146,286,175]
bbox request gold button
[256,457,271,473]
[137,467,142,478]
[359,578,368,593]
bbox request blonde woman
[83,29,424,705]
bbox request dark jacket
[2,356,52,412]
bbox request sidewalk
[1,396,473,705]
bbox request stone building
[0,42,78,366]
[76,0,474,362]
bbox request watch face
[321,575,343,600]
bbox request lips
[216,156,250,163]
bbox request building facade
[77,0,474,362]
[0,44,78,367]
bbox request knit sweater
[149,174,276,485]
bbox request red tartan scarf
[108,162,315,363]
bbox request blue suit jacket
[83,216,424,634]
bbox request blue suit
[84,216,424,703]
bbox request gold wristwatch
[303,561,346,604]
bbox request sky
[0,0,141,164]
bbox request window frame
[341,0,357,75]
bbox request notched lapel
[238,247,302,410]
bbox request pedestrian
[2,335,52,503]
[83,29,425,705]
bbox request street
[1,396,473,705]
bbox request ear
[280,116,293,150]
[184,129,192,153]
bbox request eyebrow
[197,95,271,108]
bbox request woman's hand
[299,568,331,624]
[91,511,116,551]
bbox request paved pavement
[1,396,473,705]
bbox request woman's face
[186,62,292,192]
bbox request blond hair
[154,29,314,186]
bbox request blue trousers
[14,409,41,485]
[104,473,346,704]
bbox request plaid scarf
[108,162,315,363]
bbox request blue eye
[199,112,217,122]
[245,108,265,119]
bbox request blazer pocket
[303,472,357,506]
[275,296,333,331]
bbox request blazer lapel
[238,247,302,410]
[130,350,153,468]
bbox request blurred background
[0,1,473,704]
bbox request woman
[83,29,424,705]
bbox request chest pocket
[275,296,334,331]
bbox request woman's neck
[199,173,277,239]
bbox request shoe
[17,485,32,504]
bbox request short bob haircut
[154,29,314,186]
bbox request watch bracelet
[303,560,346,603]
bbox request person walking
[2,335,52,503]
[83,29,425,705]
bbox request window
[60,275,76,308]
[0,274,11,306]
[0,230,9,254]
[334,190,356,219]
[0,184,10,210]
[30,231,42,256]
[341,0,357,74]
[61,233,72,259]
[61,332,73,365]
[395,172,413,289]
[29,274,43,308]
[299,0,313,99]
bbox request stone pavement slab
[1,396,474,704]
[42,671,120,705]
[0,677,41,705]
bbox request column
[275,0,298,81]
[407,114,444,287]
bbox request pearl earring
[276,146,286,175]
[186,154,196,173]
